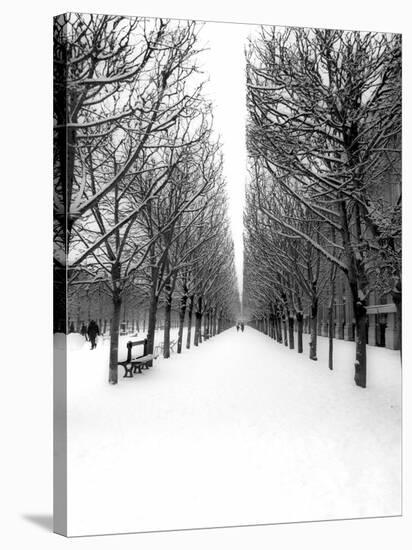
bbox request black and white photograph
[52,11,402,537]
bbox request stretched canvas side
[53,13,70,537]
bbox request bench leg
[133,364,143,374]
[123,365,134,378]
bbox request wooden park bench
[118,339,153,378]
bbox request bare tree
[54,14,204,332]
[247,27,401,387]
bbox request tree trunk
[194,311,201,346]
[296,312,303,353]
[276,314,282,343]
[186,294,194,349]
[288,316,295,350]
[328,281,335,370]
[353,296,367,388]
[212,308,217,336]
[283,314,288,347]
[339,195,367,385]
[194,296,203,346]
[146,288,159,365]
[177,292,187,354]
[309,296,318,361]
[163,285,172,359]
[108,292,122,385]
[392,278,402,358]
[204,309,209,340]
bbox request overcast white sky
[197,22,254,305]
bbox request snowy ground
[60,326,401,536]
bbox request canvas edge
[53,12,70,537]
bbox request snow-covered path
[66,326,401,536]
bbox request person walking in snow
[240,322,244,332]
[236,323,240,332]
[87,320,100,350]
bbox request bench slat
[131,354,153,364]
[128,339,146,347]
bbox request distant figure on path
[80,323,88,341]
[236,323,240,332]
[87,320,100,349]
[240,322,244,332]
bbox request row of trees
[244,27,401,388]
[54,14,239,384]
